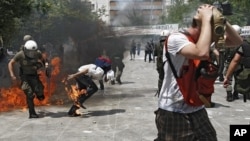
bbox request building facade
[88,0,166,26]
[87,0,110,24]
[88,0,188,26]
[109,0,165,26]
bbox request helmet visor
[24,50,38,58]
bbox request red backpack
[165,33,218,107]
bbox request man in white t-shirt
[154,4,242,141]
[67,64,109,116]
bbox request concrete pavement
[1,50,250,141]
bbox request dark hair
[191,18,197,28]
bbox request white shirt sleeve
[167,33,191,55]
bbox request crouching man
[67,62,112,116]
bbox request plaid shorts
[154,108,217,141]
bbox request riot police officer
[154,30,170,96]
[8,40,50,118]
[224,25,241,101]
[111,53,125,85]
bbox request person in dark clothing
[144,42,152,62]
[150,39,156,63]
[130,40,136,60]
[224,38,250,101]
[223,25,242,101]
[154,30,170,96]
[137,42,141,56]
[223,47,240,101]
[111,53,125,85]
[0,47,8,80]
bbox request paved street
[1,50,250,141]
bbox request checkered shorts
[154,108,217,141]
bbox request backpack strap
[164,32,195,79]
[164,38,178,78]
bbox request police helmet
[24,40,38,50]
[23,40,38,58]
[159,30,170,42]
[160,30,170,37]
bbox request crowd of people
[2,2,250,141]
[129,38,156,63]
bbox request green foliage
[191,0,250,25]
[164,0,250,27]
[163,0,200,26]
[228,0,250,25]
[0,0,33,45]
[0,0,126,70]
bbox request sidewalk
[0,50,250,141]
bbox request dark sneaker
[68,113,81,117]
[233,92,239,100]
[68,105,80,116]
[37,95,45,101]
[100,86,104,90]
[117,80,122,85]
[227,92,234,102]
[29,114,39,118]
[154,138,159,141]
[227,96,234,102]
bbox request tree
[162,0,249,27]
[228,0,250,25]
[0,0,33,46]
[192,0,250,25]
[162,0,200,26]
[1,0,126,70]
[22,0,125,68]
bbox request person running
[8,40,50,118]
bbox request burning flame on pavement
[0,57,61,112]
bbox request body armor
[19,51,43,75]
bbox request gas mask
[211,8,227,78]
[211,7,226,49]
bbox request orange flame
[63,78,87,103]
[0,57,61,112]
